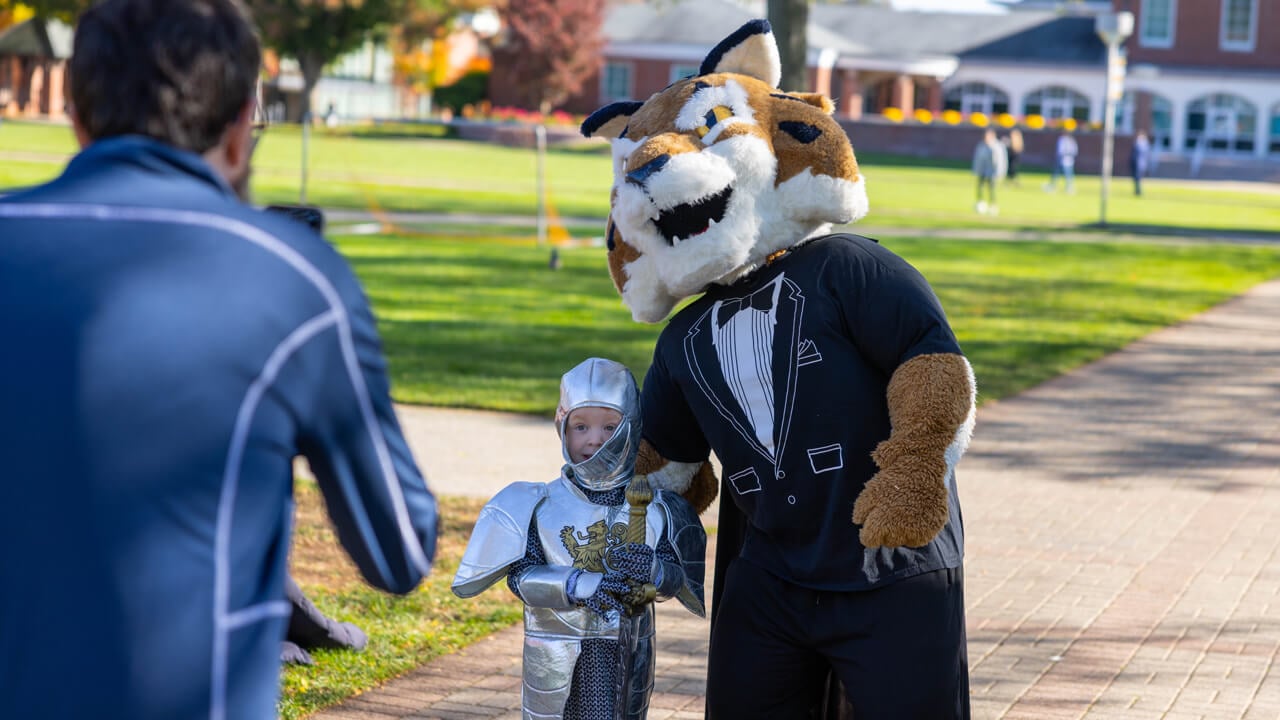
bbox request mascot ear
[788,92,837,114]
[581,100,644,139]
[698,19,781,88]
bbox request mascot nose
[626,154,670,188]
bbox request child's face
[565,406,623,464]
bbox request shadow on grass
[1083,221,1280,242]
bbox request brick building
[1118,0,1279,159]
[488,0,1279,176]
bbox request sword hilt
[622,474,656,613]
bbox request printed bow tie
[717,290,775,328]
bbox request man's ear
[222,100,255,171]
[68,105,93,149]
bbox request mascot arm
[636,440,719,515]
[852,352,976,548]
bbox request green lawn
[337,231,1280,415]
[282,490,523,720]
[7,119,1280,718]
[3,120,1277,236]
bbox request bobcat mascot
[582,20,975,719]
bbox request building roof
[604,0,1105,72]
[0,17,74,59]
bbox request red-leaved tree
[493,0,605,114]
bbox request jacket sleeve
[296,271,438,595]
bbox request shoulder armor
[653,490,707,617]
[451,482,549,598]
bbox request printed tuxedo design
[683,273,808,494]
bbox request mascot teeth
[653,186,733,246]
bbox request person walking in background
[1044,127,1079,194]
[972,127,1008,215]
[1130,130,1151,196]
[0,1,439,718]
[1003,128,1024,185]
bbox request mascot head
[581,19,869,323]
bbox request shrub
[434,71,489,114]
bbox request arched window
[1185,93,1257,153]
[1126,92,1175,150]
[1023,85,1090,123]
[1150,95,1173,150]
[1270,103,1280,155]
[943,82,1010,116]
[1115,91,1136,132]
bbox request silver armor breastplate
[523,477,661,719]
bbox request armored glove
[567,569,628,617]
[609,542,654,584]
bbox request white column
[1169,98,1185,157]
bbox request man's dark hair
[69,0,261,154]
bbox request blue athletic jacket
[0,137,438,719]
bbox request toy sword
[614,473,656,720]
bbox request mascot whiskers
[583,19,976,719]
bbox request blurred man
[0,1,438,718]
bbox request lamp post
[1095,11,1134,227]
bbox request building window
[1124,92,1174,150]
[1150,95,1173,150]
[1269,104,1280,155]
[1220,0,1257,51]
[1115,91,1136,133]
[942,82,1010,116]
[669,64,700,84]
[863,78,895,116]
[601,62,633,102]
[1023,86,1090,123]
[1139,0,1176,49]
[1185,94,1257,154]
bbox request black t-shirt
[642,234,965,590]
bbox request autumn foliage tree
[245,0,402,122]
[390,0,493,115]
[0,0,89,24]
[493,0,605,114]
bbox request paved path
[321,208,1280,246]
[314,277,1280,719]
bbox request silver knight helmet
[556,357,642,491]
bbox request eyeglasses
[250,82,268,153]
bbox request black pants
[707,560,969,720]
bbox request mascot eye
[695,105,733,138]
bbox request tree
[0,0,89,24]
[390,0,495,116]
[398,0,493,48]
[768,0,810,92]
[245,0,401,122]
[493,0,605,114]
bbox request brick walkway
[314,278,1280,720]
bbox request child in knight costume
[452,358,706,720]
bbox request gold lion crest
[560,520,627,572]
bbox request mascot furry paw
[583,19,974,549]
